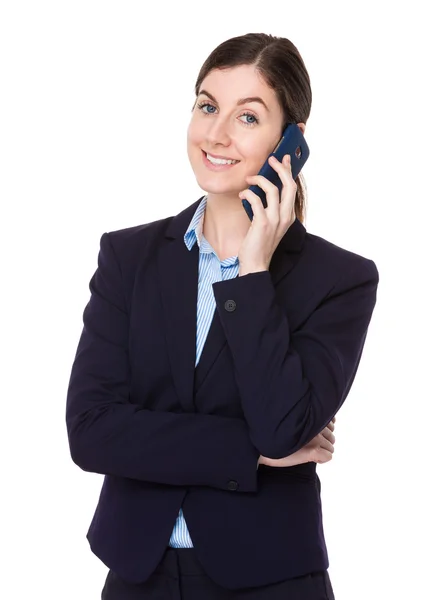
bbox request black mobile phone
[242,123,310,221]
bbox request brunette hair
[194,33,312,223]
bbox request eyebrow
[197,89,269,112]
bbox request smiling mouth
[202,150,240,165]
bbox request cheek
[245,137,281,173]
[187,125,206,169]
[239,147,269,174]
[187,118,204,145]
[238,137,270,165]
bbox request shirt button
[224,300,237,312]
[227,480,239,491]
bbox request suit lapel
[157,198,202,412]
[158,199,306,411]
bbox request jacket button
[224,300,237,312]
[227,480,238,491]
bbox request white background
[1,1,431,598]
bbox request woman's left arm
[216,154,379,460]
[212,258,378,460]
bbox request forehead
[199,64,278,107]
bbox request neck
[202,192,251,256]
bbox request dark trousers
[101,548,335,599]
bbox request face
[187,64,304,200]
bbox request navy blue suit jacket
[66,197,379,590]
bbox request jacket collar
[157,196,306,412]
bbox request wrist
[239,265,269,277]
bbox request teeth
[206,153,239,165]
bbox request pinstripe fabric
[168,195,240,548]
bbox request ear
[297,122,306,135]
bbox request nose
[205,116,232,146]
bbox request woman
[66,33,378,599]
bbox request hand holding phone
[242,123,309,221]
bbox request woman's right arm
[66,232,260,493]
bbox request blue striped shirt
[168,195,240,548]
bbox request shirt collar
[183,195,239,266]
[184,195,208,251]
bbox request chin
[196,177,242,197]
[193,167,244,196]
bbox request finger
[239,189,267,221]
[318,434,334,454]
[321,427,336,445]
[244,173,280,220]
[268,154,294,189]
[269,154,297,220]
[326,421,335,432]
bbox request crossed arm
[67,232,375,492]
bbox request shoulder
[102,214,174,267]
[100,196,203,265]
[302,228,379,288]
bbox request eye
[196,102,260,127]
[196,102,217,115]
[239,113,259,126]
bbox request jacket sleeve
[212,260,379,459]
[66,232,259,492]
